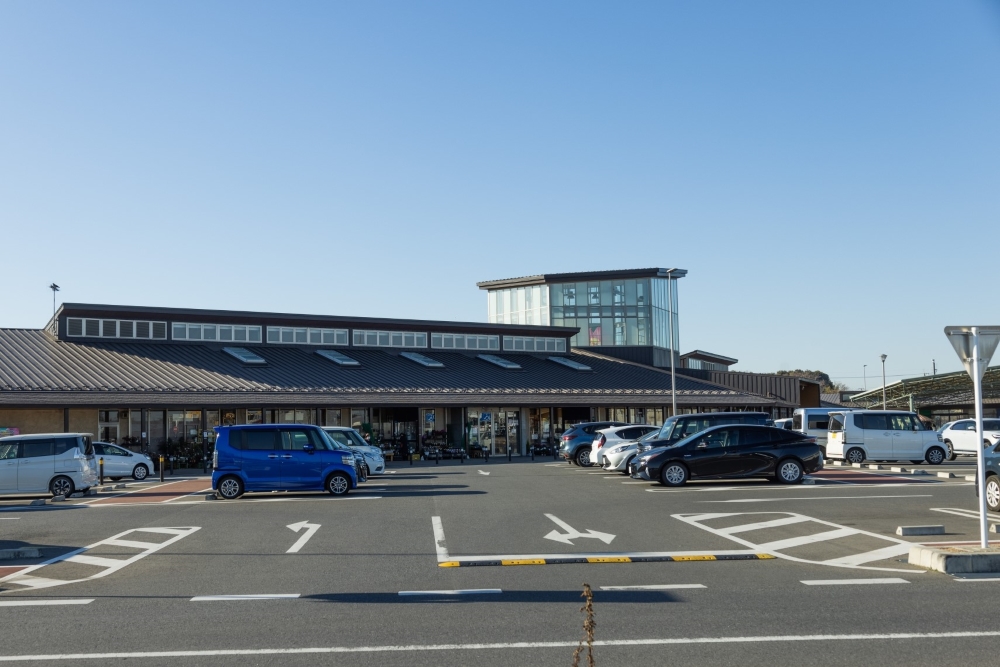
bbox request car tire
[925,447,946,465]
[622,455,635,475]
[776,459,804,484]
[132,464,149,481]
[575,447,592,467]
[944,440,957,461]
[327,472,351,496]
[217,475,244,500]
[846,448,865,464]
[660,462,688,487]
[49,475,74,497]
[986,476,1000,513]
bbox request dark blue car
[211,424,358,499]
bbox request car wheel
[575,447,592,467]
[660,463,688,487]
[944,440,957,461]
[925,447,945,465]
[327,472,351,496]
[622,455,635,475]
[49,475,74,497]
[776,459,804,484]
[987,476,1000,513]
[132,464,149,481]
[217,475,244,500]
[846,448,865,464]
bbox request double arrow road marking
[543,514,615,545]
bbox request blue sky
[1,1,998,387]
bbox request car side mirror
[302,444,316,454]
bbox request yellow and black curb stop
[439,553,776,567]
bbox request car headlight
[611,445,629,454]
[341,454,355,465]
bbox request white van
[792,408,843,454]
[826,411,945,465]
[0,433,98,497]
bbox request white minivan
[827,411,946,465]
[792,408,843,455]
[0,433,98,497]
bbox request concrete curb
[966,475,977,482]
[867,464,884,470]
[896,525,945,536]
[937,472,956,479]
[909,544,1000,574]
[0,547,42,560]
[29,499,46,506]
[51,495,66,502]
[852,463,863,468]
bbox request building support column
[63,408,69,433]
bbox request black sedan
[632,424,823,486]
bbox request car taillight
[212,450,218,469]
[597,435,606,449]
[562,435,570,441]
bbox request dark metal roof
[476,268,688,290]
[0,329,776,408]
[50,303,577,338]
[848,366,1000,409]
[681,350,739,365]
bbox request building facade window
[267,327,349,346]
[430,333,500,351]
[487,285,550,326]
[66,318,167,340]
[172,323,262,343]
[352,330,427,348]
[502,336,566,352]
[549,277,678,351]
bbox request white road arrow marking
[478,470,490,476]
[286,521,321,553]
[542,514,615,545]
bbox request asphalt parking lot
[1,457,999,666]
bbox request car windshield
[317,430,347,451]
[638,431,659,442]
[656,417,679,440]
[345,430,370,448]
[985,420,1000,431]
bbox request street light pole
[863,365,867,391]
[880,354,887,410]
[666,270,678,417]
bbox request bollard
[409,450,413,466]
[508,447,512,462]
[531,446,535,461]
[170,456,174,475]
[435,451,439,465]
[159,456,164,482]
[99,457,104,486]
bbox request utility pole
[932,359,936,377]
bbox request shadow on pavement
[305,590,681,604]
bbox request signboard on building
[0,427,20,438]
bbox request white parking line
[5,631,1000,660]
[191,595,300,601]
[0,526,200,591]
[431,516,449,562]
[399,589,502,596]
[700,495,932,503]
[599,584,705,590]
[801,578,908,586]
[0,599,93,606]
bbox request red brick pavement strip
[0,567,28,579]
[812,468,936,484]
[87,479,213,505]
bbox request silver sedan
[601,431,660,474]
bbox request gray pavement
[1,458,999,665]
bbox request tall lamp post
[664,269,685,417]
[863,365,867,391]
[880,354,887,409]
[49,283,60,315]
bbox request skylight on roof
[478,354,521,370]
[399,351,444,368]
[548,356,592,372]
[316,349,360,367]
[222,347,266,365]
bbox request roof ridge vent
[399,351,445,368]
[222,347,266,365]
[548,356,592,372]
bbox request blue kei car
[211,424,358,499]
